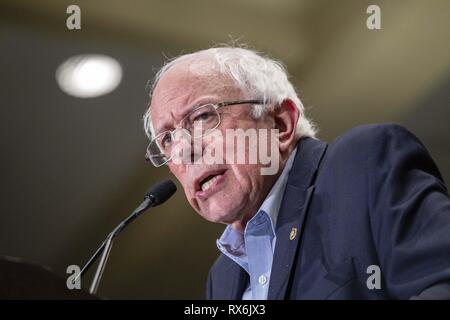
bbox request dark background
[0,0,449,299]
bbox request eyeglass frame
[146,99,266,167]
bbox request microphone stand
[89,234,114,294]
[75,196,154,295]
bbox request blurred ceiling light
[56,54,122,98]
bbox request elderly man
[143,47,450,300]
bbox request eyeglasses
[146,99,265,167]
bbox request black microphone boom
[76,179,177,294]
[110,179,177,238]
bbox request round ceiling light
[56,54,122,98]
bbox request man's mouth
[195,169,227,199]
[200,174,222,192]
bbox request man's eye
[193,111,214,123]
[160,133,172,147]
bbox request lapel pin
[289,227,298,240]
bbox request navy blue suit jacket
[206,124,450,299]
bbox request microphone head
[145,179,177,205]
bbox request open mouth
[200,174,222,192]
[196,170,227,196]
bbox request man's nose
[172,128,190,144]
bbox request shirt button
[258,275,267,285]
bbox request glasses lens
[146,104,221,167]
[185,104,219,135]
[147,153,168,167]
[146,132,171,167]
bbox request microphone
[145,178,178,205]
[110,179,177,238]
[76,179,177,294]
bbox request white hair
[143,47,317,140]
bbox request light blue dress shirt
[216,147,298,300]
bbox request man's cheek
[168,163,184,175]
[182,182,193,198]
[168,166,186,186]
[185,189,198,211]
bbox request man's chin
[199,208,241,225]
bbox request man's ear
[273,99,299,154]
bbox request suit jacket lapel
[268,138,328,300]
[215,259,248,299]
[229,265,248,299]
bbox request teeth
[201,175,221,192]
